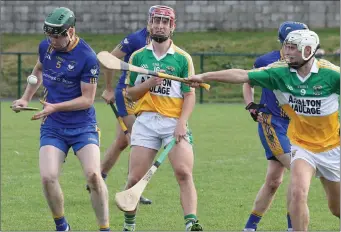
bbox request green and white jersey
[125,42,194,118]
[248,58,340,153]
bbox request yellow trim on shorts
[261,114,284,156]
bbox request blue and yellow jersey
[254,50,289,119]
[38,37,100,128]
[116,27,149,88]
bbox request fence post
[199,54,204,104]
[17,53,22,99]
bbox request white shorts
[130,112,192,150]
[290,145,340,182]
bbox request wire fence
[1,52,339,103]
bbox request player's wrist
[201,73,209,82]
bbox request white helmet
[284,30,320,61]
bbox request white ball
[27,75,38,85]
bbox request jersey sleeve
[81,55,100,84]
[180,54,195,93]
[117,32,137,55]
[331,70,340,95]
[248,67,279,90]
[125,52,139,86]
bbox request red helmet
[150,5,176,28]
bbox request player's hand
[185,74,205,88]
[174,120,187,143]
[245,102,265,123]
[11,99,29,113]
[101,89,115,104]
[31,99,57,120]
[147,76,163,88]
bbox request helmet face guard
[149,6,176,43]
[283,30,320,68]
[43,22,70,36]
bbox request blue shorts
[115,87,135,117]
[258,114,291,161]
[40,125,100,155]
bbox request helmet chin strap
[288,45,318,69]
[150,34,169,43]
[288,51,316,69]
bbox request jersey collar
[289,58,319,83]
[66,36,80,52]
[146,41,175,56]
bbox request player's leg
[244,160,285,231]
[159,115,202,231]
[99,87,133,177]
[244,115,290,231]
[122,113,160,231]
[123,145,158,231]
[320,178,340,218]
[168,138,202,231]
[100,115,134,175]
[289,146,316,231]
[73,126,110,231]
[39,127,70,231]
[315,146,340,218]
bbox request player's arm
[179,56,196,123]
[126,77,162,101]
[174,56,196,142]
[188,66,278,91]
[191,69,250,84]
[242,83,254,105]
[21,59,43,102]
[125,53,162,101]
[102,46,127,103]
[53,81,97,111]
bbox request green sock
[124,213,136,225]
[184,214,197,224]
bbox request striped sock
[185,214,197,230]
[54,215,68,231]
[99,224,110,231]
[124,213,136,227]
[244,211,262,230]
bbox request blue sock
[54,216,68,231]
[101,172,107,180]
[244,212,262,230]
[287,212,292,230]
[100,225,110,231]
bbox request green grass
[1,28,340,102]
[1,101,339,231]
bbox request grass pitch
[1,101,339,231]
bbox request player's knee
[126,175,140,188]
[174,167,192,183]
[265,178,282,192]
[291,186,308,203]
[114,133,129,150]
[41,173,59,187]
[86,171,102,191]
[116,139,129,151]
